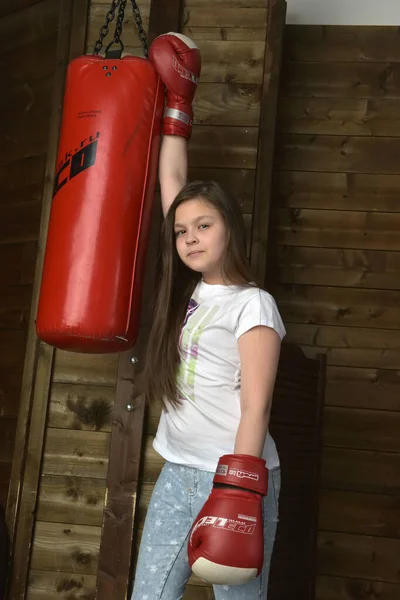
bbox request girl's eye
[199,223,209,230]
[175,230,185,237]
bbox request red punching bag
[36,54,164,353]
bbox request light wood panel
[30,521,101,574]
[36,475,105,526]
[27,570,96,600]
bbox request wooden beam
[5,1,90,598]
[249,0,286,285]
[148,0,184,45]
[95,1,184,599]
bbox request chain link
[92,0,121,55]
[130,0,148,58]
[92,0,149,58]
[112,0,127,47]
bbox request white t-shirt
[153,280,286,472]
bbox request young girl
[131,33,286,600]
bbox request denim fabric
[131,461,280,600]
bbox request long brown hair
[142,180,259,407]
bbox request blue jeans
[131,461,281,600]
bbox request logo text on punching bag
[53,132,100,197]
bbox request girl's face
[174,198,229,284]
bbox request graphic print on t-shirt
[177,299,219,402]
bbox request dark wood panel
[0,34,59,83]
[0,0,59,56]
[0,330,27,380]
[250,0,286,286]
[274,246,400,290]
[284,26,400,63]
[317,531,400,583]
[323,406,400,452]
[0,156,46,206]
[319,489,400,538]
[277,97,400,136]
[5,4,87,599]
[0,285,32,329]
[1,79,53,169]
[273,207,400,251]
[275,134,400,175]
[316,575,400,600]
[281,62,400,99]
[0,201,42,244]
[321,446,400,494]
[0,0,43,19]
[285,324,400,351]
[298,345,400,370]
[0,363,25,419]
[325,366,400,411]
[274,171,400,212]
[0,462,12,506]
[273,284,400,330]
[0,243,36,286]
[0,417,17,463]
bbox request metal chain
[111,0,127,47]
[92,0,121,55]
[130,0,148,58]
[92,0,148,58]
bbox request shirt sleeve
[234,289,286,341]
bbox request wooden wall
[269,25,400,600]
[0,0,61,509]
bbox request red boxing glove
[188,454,268,586]
[148,32,201,139]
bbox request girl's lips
[187,250,204,258]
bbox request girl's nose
[186,231,198,245]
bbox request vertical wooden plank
[249,0,286,283]
[95,2,183,599]
[148,0,184,44]
[6,2,90,598]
